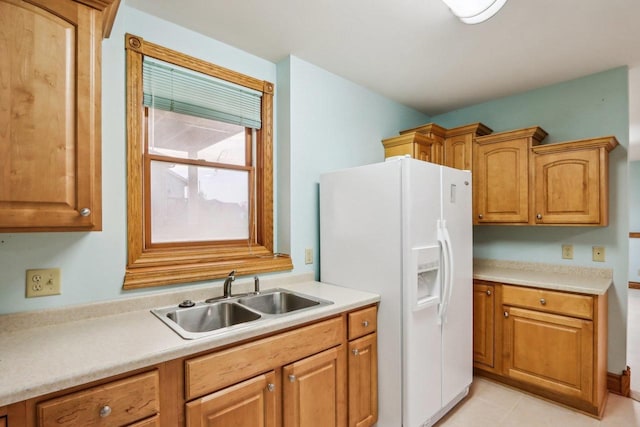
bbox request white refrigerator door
[320,160,404,427]
[402,159,443,426]
[440,166,473,407]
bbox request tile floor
[434,377,640,426]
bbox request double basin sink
[151,288,333,339]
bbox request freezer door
[440,166,473,407]
[402,159,443,426]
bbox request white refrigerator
[320,157,472,427]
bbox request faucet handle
[228,269,236,279]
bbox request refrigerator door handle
[441,221,455,323]
[436,220,451,324]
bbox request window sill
[123,253,293,289]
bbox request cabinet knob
[536,213,542,220]
[79,208,91,217]
[362,320,369,327]
[486,290,492,296]
[267,383,275,392]
[478,214,484,219]
[540,298,546,305]
[352,349,360,356]
[288,374,296,383]
[99,405,112,418]
[504,311,509,318]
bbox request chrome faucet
[223,270,236,298]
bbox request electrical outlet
[305,248,313,265]
[562,244,573,260]
[592,246,605,262]
[26,268,61,298]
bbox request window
[124,34,291,289]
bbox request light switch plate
[562,244,573,260]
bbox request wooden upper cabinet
[382,132,442,164]
[532,137,618,226]
[0,0,118,232]
[443,123,492,170]
[474,127,548,224]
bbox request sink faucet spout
[223,270,237,298]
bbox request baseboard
[607,366,631,397]
[630,282,640,289]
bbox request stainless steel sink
[152,301,262,339]
[237,290,322,314]
[152,288,333,339]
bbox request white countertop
[473,259,613,295]
[0,275,379,407]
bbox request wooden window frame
[124,34,292,289]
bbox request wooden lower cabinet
[503,306,594,402]
[6,306,378,427]
[186,371,277,427]
[348,333,377,427]
[473,280,608,417]
[283,347,344,427]
[473,282,495,370]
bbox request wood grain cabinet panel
[473,282,495,369]
[532,137,618,226]
[283,346,345,427]
[186,371,277,427]
[36,370,160,427]
[348,333,378,427]
[474,127,547,224]
[443,123,492,171]
[0,0,106,231]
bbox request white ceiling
[127,0,640,150]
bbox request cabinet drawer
[348,306,377,340]
[186,316,343,400]
[502,285,593,320]
[129,414,161,427]
[37,370,159,427]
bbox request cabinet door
[473,283,494,369]
[474,138,529,224]
[0,0,101,231]
[503,306,593,401]
[444,134,472,170]
[186,371,277,427]
[534,149,602,224]
[348,333,377,427]
[283,346,346,427]
[0,416,5,427]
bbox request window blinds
[142,58,263,129]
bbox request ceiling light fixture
[441,0,508,24]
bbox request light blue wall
[0,5,429,314]
[432,68,630,373]
[278,56,430,276]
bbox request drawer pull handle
[504,311,509,318]
[536,213,543,220]
[540,298,546,305]
[289,374,296,383]
[352,349,360,356]
[478,214,484,219]
[486,290,492,296]
[99,405,112,418]
[267,383,275,392]
[362,320,369,327]
[80,208,91,217]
